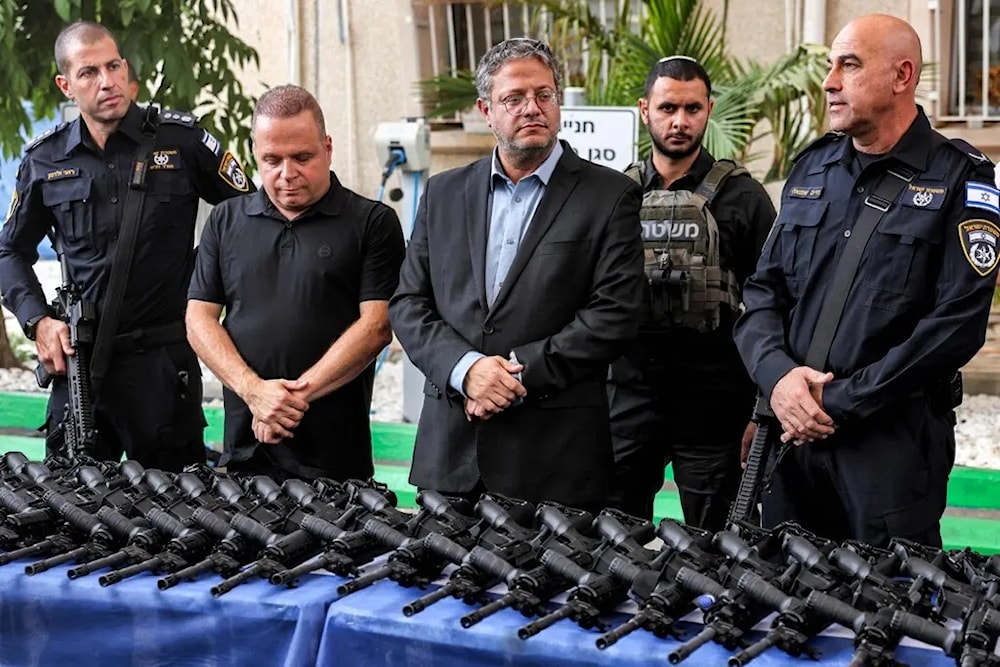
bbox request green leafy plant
[0,0,259,161]
[416,0,829,182]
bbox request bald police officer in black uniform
[0,21,251,471]
[734,14,1000,547]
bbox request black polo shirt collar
[641,147,716,192]
[831,105,935,173]
[61,102,146,157]
[246,171,348,221]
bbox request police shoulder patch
[958,219,1000,276]
[4,189,19,224]
[24,122,68,153]
[218,151,249,193]
[159,110,198,128]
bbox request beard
[496,132,557,168]
[650,129,704,160]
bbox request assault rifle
[35,236,98,460]
[397,497,572,617]
[596,520,725,649]
[667,525,806,664]
[727,396,777,528]
[333,490,483,597]
[458,505,608,629]
[516,510,660,639]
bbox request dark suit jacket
[389,141,644,506]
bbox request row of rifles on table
[1,451,999,666]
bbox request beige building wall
[226,0,424,200]
[223,0,1000,186]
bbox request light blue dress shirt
[447,142,564,396]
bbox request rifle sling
[88,106,159,388]
[729,158,920,526]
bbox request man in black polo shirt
[606,57,776,526]
[186,85,405,481]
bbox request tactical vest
[625,159,745,333]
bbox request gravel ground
[3,261,998,468]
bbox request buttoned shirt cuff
[449,351,485,398]
[756,351,800,399]
[821,379,854,423]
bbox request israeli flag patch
[966,182,1000,215]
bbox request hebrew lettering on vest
[640,220,701,241]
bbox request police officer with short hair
[0,21,251,471]
[606,57,776,526]
[734,14,1000,547]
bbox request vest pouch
[633,162,743,334]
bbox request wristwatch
[23,314,46,341]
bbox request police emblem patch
[958,219,1000,276]
[219,151,249,192]
[150,149,181,170]
[902,183,946,210]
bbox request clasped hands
[462,355,526,421]
[770,366,837,446]
[245,378,310,445]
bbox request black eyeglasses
[496,89,559,116]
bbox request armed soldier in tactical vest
[0,21,252,471]
[606,57,776,526]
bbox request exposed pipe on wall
[340,0,359,187]
[314,0,321,93]
[802,0,827,45]
[287,0,301,85]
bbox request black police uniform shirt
[734,108,1000,423]
[0,103,252,335]
[188,173,406,479]
[635,148,776,394]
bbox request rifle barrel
[402,583,456,617]
[460,593,515,628]
[669,625,718,664]
[25,544,91,575]
[99,555,162,586]
[517,605,574,640]
[212,561,266,597]
[68,549,133,579]
[728,633,776,667]
[337,563,394,596]
[596,613,646,649]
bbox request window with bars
[945,0,1000,120]
[411,1,640,88]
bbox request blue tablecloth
[318,582,957,667]
[0,557,964,666]
[0,559,341,667]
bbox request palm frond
[416,70,479,118]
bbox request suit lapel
[487,145,581,317]
[465,157,491,313]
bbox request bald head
[824,14,922,150]
[834,14,922,91]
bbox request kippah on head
[643,56,711,97]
